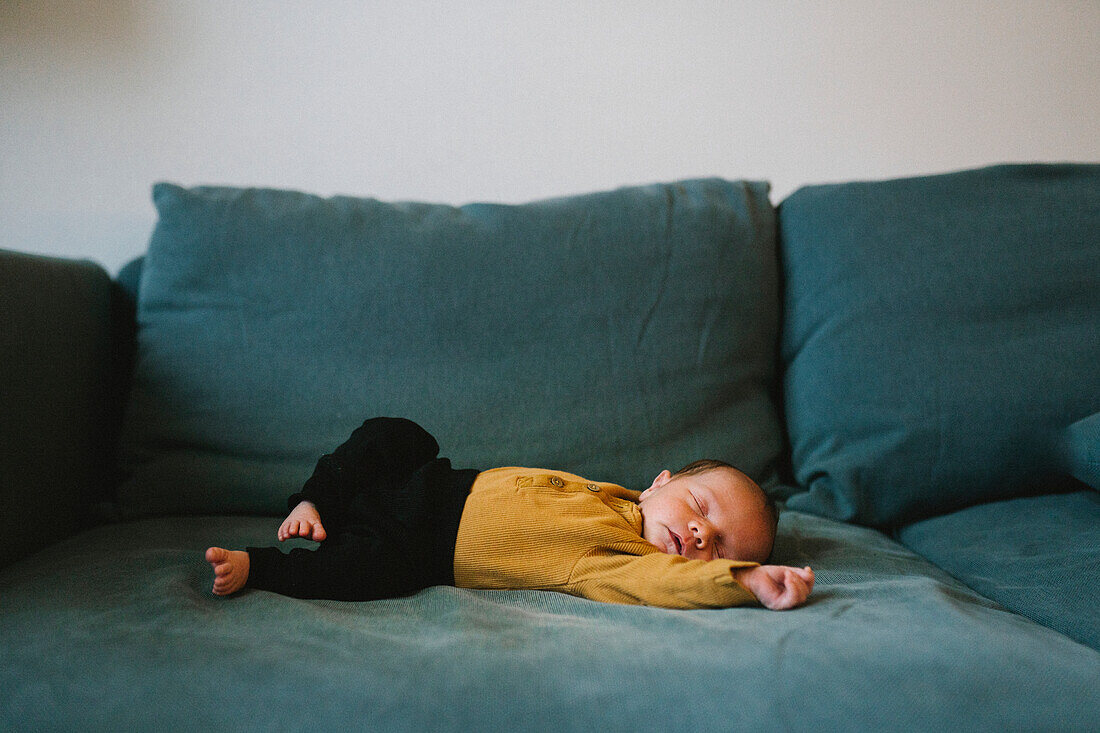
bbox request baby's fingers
[792,566,815,593]
[779,569,811,609]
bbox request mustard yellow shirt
[453,467,760,609]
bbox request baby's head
[637,459,777,563]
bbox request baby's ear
[641,470,673,498]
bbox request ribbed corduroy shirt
[454,467,760,609]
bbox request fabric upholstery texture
[7,167,1100,730]
[0,250,114,567]
[116,179,782,517]
[1062,412,1100,489]
[898,490,1100,650]
[778,164,1100,527]
[3,511,1098,731]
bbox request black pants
[247,418,479,600]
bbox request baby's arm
[567,551,763,609]
[733,565,815,610]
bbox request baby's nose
[690,522,712,548]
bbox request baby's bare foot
[206,547,250,596]
[278,500,327,542]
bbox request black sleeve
[288,417,441,516]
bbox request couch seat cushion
[3,513,1098,730]
[898,489,1100,650]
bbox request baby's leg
[278,500,327,542]
[246,531,432,601]
[205,547,250,596]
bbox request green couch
[3,166,1098,731]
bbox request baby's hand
[733,565,815,610]
[278,500,327,542]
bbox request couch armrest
[0,249,115,568]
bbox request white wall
[2,1,1098,274]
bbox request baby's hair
[672,459,780,554]
[672,458,740,478]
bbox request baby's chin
[638,521,672,554]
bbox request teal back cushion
[117,180,781,516]
[779,164,1100,527]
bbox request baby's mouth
[669,530,684,555]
